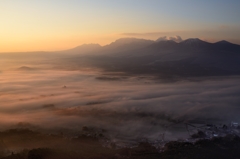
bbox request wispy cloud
[120,31,183,37]
[156,36,183,42]
[119,27,240,45]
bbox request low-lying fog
[1,57,240,143]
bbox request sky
[1,0,240,52]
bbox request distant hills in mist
[2,36,240,77]
[62,37,240,77]
[17,66,38,71]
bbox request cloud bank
[1,68,240,141]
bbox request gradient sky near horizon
[1,0,240,52]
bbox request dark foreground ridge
[1,128,240,159]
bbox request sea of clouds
[1,66,240,141]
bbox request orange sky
[1,0,240,52]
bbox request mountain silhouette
[58,43,102,55]
[17,66,38,71]
[65,37,240,77]
[100,38,154,55]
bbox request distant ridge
[17,66,37,71]
[103,38,154,51]
[64,37,238,54]
[215,40,232,44]
[73,43,101,50]
[59,43,102,55]
[180,38,208,44]
[65,37,240,77]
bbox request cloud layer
[1,68,240,141]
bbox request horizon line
[0,37,239,53]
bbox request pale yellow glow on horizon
[0,33,121,52]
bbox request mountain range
[1,37,239,77]
[63,37,240,77]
